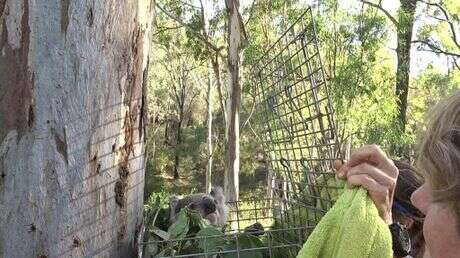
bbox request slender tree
[206,64,214,193]
[224,0,248,207]
[361,0,418,131]
[161,51,199,179]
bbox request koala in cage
[169,186,228,227]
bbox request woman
[335,90,460,258]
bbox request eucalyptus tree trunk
[206,65,213,194]
[211,55,227,135]
[224,0,243,207]
[395,0,417,132]
[0,1,154,257]
[173,118,183,179]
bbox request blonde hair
[417,90,460,231]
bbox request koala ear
[170,195,179,207]
[213,186,223,195]
[170,195,179,202]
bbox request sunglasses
[393,199,425,222]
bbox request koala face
[189,195,216,216]
[170,187,228,227]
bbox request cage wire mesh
[142,7,341,258]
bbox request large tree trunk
[224,0,243,207]
[0,1,154,257]
[395,0,417,131]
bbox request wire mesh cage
[141,7,341,258]
[251,5,340,217]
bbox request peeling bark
[86,7,94,27]
[60,0,70,34]
[0,0,32,143]
[53,127,68,164]
[0,0,154,257]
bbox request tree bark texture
[211,56,227,134]
[0,0,154,257]
[395,0,417,131]
[173,119,182,179]
[206,65,213,194]
[224,0,242,205]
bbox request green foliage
[408,66,460,137]
[168,210,191,239]
[196,226,226,253]
[143,197,214,257]
[143,201,269,257]
[416,0,460,58]
[270,208,312,258]
[223,234,267,258]
[144,191,170,231]
[313,1,404,153]
[146,1,460,255]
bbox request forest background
[146,0,460,199]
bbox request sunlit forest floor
[145,164,268,199]
[145,165,273,230]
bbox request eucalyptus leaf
[154,248,172,258]
[144,242,158,257]
[188,209,210,229]
[152,229,170,241]
[168,209,190,240]
[196,226,226,253]
[223,234,266,258]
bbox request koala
[169,186,228,227]
[169,194,216,223]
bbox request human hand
[334,145,398,224]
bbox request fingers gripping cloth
[297,187,392,258]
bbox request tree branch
[240,92,256,132]
[419,1,460,50]
[360,0,399,27]
[452,58,460,70]
[244,0,257,27]
[153,25,185,36]
[426,13,447,22]
[212,56,227,127]
[177,0,200,10]
[155,2,224,56]
[412,40,460,58]
[199,0,206,35]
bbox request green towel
[297,187,392,258]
